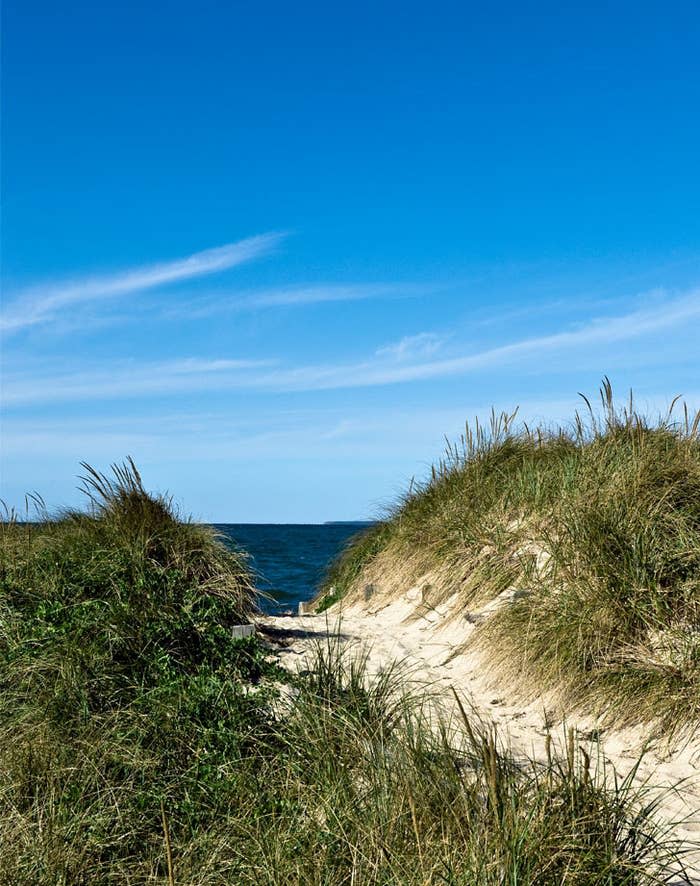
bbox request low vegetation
[0,461,274,882]
[0,453,691,882]
[316,380,700,737]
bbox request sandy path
[259,590,700,884]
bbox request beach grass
[316,380,700,737]
[215,636,687,885]
[0,456,691,882]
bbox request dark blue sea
[214,523,371,614]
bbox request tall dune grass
[317,381,700,736]
[215,637,688,885]
[0,456,691,882]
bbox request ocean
[214,523,371,614]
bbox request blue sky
[2,1,700,521]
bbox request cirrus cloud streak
[0,233,285,334]
[3,288,699,406]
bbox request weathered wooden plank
[231,624,255,639]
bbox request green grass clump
[319,381,700,735]
[0,460,283,883]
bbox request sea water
[214,523,371,614]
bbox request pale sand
[259,582,700,883]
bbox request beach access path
[259,587,700,885]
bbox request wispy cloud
[4,288,700,405]
[0,233,284,334]
[166,282,423,319]
[3,357,275,404]
[375,332,445,361]
[312,288,700,390]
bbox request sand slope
[260,583,700,884]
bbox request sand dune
[261,583,700,884]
